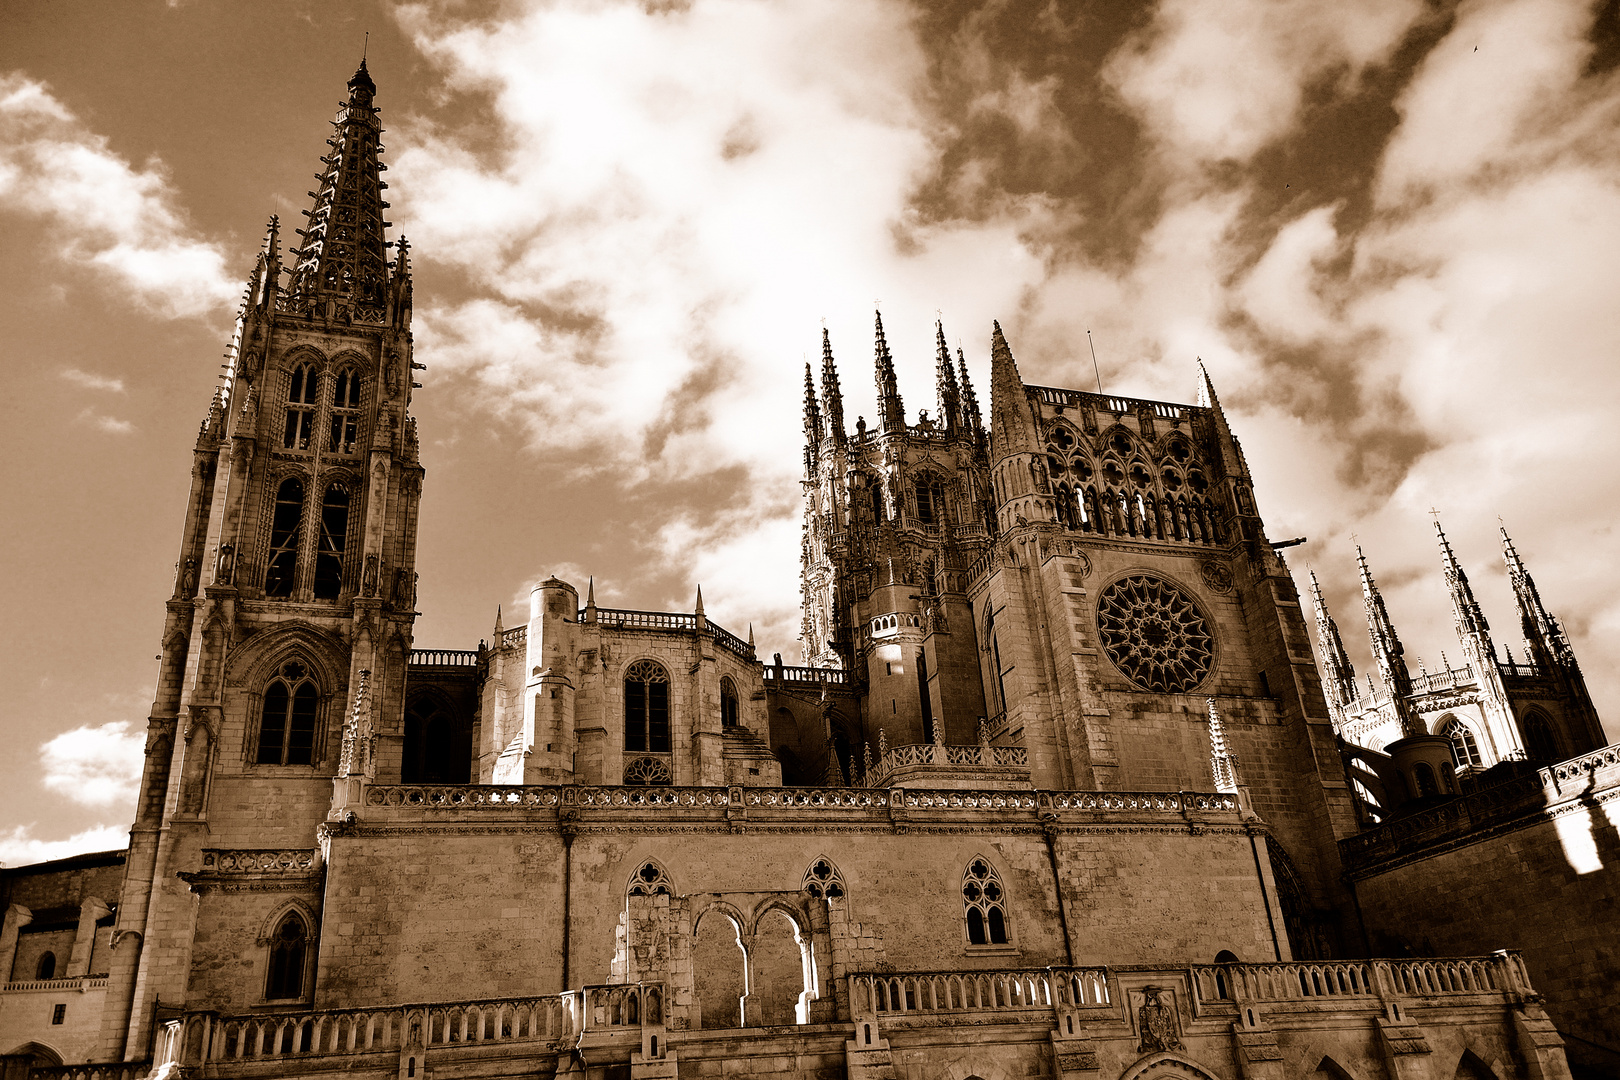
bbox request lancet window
[720,676,740,728]
[962,857,1009,946]
[35,952,55,980]
[264,477,305,598]
[265,913,308,1000]
[312,483,350,600]
[1522,712,1560,762]
[624,660,671,754]
[283,365,318,450]
[258,662,318,766]
[328,368,362,454]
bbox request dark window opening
[51,1004,66,1025]
[266,914,307,1000]
[1523,713,1560,762]
[915,477,945,527]
[265,477,305,597]
[258,662,318,766]
[327,369,362,454]
[720,677,740,727]
[282,365,317,450]
[625,659,671,753]
[36,952,56,981]
[312,484,350,599]
[402,697,470,784]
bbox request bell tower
[101,62,422,1062]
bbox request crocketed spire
[1357,546,1421,737]
[934,320,960,436]
[286,61,392,311]
[820,328,845,446]
[873,311,905,433]
[802,361,823,472]
[1434,519,1491,646]
[1502,528,1574,670]
[956,346,983,442]
[1308,570,1358,717]
[989,321,1037,460]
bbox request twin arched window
[266,913,308,1000]
[258,662,318,765]
[263,478,351,599]
[625,660,671,753]
[283,364,363,454]
[963,857,1009,946]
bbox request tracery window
[264,477,305,598]
[624,660,671,753]
[914,476,945,527]
[283,365,317,450]
[962,857,1009,946]
[720,676,740,727]
[258,662,318,766]
[802,857,846,899]
[265,913,307,1000]
[312,483,350,600]
[327,368,362,454]
[1442,719,1483,770]
[1096,575,1214,693]
[623,756,673,785]
[627,860,673,897]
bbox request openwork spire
[802,361,824,448]
[934,320,960,436]
[989,320,1037,459]
[1206,698,1240,793]
[1434,519,1490,645]
[1308,570,1358,717]
[1357,547,1420,737]
[820,328,845,446]
[286,61,392,311]
[873,311,904,433]
[1502,528,1574,670]
[956,346,983,441]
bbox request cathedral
[2,63,1615,1080]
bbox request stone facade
[0,64,1598,1080]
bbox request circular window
[1096,574,1215,693]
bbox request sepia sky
[2,0,1618,862]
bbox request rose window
[1096,575,1214,693]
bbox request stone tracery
[1096,575,1215,694]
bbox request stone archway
[691,907,747,1030]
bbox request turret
[873,311,905,435]
[1307,570,1358,722]
[987,321,1049,531]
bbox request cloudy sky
[2,0,1617,863]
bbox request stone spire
[1435,519,1492,652]
[934,321,960,437]
[286,60,392,310]
[989,321,1037,459]
[802,361,823,470]
[819,328,845,447]
[1357,547,1421,737]
[957,346,984,443]
[1308,570,1358,718]
[1502,528,1573,671]
[1206,698,1240,793]
[873,310,905,433]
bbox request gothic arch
[325,348,370,374]
[625,858,675,897]
[256,898,319,945]
[1313,1056,1362,1080]
[692,900,749,940]
[5,1042,64,1067]
[226,622,348,691]
[277,343,329,371]
[747,896,808,938]
[1118,1051,1225,1080]
[1453,1048,1502,1079]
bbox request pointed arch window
[624,660,671,753]
[963,857,1009,946]
[914,476,945,527]
[265,913,308,1000]
[1442,719,1483,770]
[258,662,319,765]
[1523,712,1561,762]
[328,368,362,454]
[720,676,740,728]
[283,365,317,450]
[264,477,305,598]
[312,483,350,599]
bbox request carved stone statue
[1137,986,1183,1053]
[215,544,235,586]
[362,554,379,597]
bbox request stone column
[0,905,33,982]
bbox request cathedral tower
[100,63,422,1060]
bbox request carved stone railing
[1026,385,1192,423]
[28,1064,149,1080]
[762,665,850,686]
[153,984,666,1070]
[500,625,526,650]
[1339,773,1549,875]
[200,849,316,873]
[1189,956,1524,1004]
[4,976,108,993]
[1542,741,1620,794]
[1410,664,1475,695]
[589,607,698,631]
[409,649,479,667]
[851,967,1111,1022]
[1497,660,1544,679]
[869,742,1030,785]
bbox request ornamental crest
[1136,985,1183,1053]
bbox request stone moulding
[200,849,317,873]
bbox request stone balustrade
[852,967,1111,1022]
[27,1065,149,1080]
[2,976,109,994]
[1190,954,1527,1005]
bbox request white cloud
[0,824,129,868]
[76,408,136,435]
[1105,0,1425,168]
[40,720,145,808]
[0,72,235,320]
[60,368,125,392]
